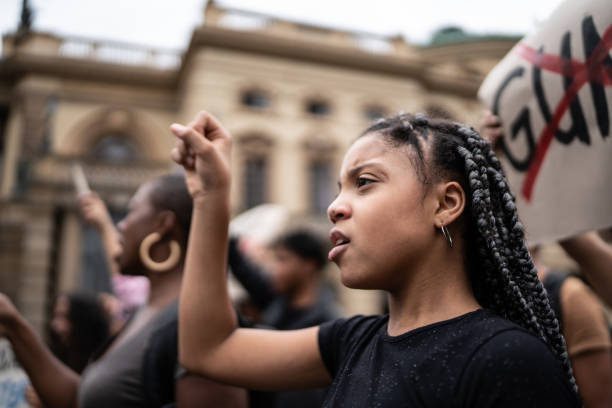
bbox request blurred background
[0,0,566,332]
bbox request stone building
[0,2,518,331]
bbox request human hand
[78,192,113,230]
[0,293,20,338]
[25,385,43,408]
[170,111,232,202]
[479,110,504,151]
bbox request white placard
[478,0,612,244]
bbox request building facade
[0,2,518,330]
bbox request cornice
[0,53,179,89]
[185,26,483,97]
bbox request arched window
[363,105,387,121]
[424,105,455,121]
[305,98,331,116]
[241,89,271,109]
[244,156,268,209]
[309,160,334,215]
[238,134,273,210]
[303,134,337,215]
[90,134,138,162]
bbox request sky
[0,0,567,53]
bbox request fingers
[480,109,504,147]
[188,111,231,143]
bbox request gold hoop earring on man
[139,232,181,272]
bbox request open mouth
[329,230,350,261]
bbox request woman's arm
[171,112,331,390]
[0,294,79,408]
[78,192,121,277]
[560,231,612,307]
[176,373,248,408]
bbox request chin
[339,269,378,290]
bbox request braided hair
[363,112,577,393]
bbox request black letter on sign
[493,66,535,172]
[583,15,611,139]
[533,34,590,145]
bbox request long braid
[363,113,577,393]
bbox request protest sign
[478,0,612,244]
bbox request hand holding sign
[478,0,612,245]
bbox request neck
[386,241,480,336]
[146,265,182,309]
[290,277,319,308]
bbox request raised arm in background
[560,231,612,308]
[78,192,121,277]
[228,237,277,309]
[171,112,330,390]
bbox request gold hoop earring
[139,232,181,272]
[440,222,453,249]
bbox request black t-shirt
[318,309,579,407]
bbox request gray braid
[363,112,577,393]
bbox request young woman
[0,174,247,408]
[172,111,580,407]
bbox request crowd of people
[0,108,610,407]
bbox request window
[364,105,387,121]
[425,106,455,121]
[244,156,267,209]
[91,134,138,162]
[241,90,270,109]
[0,107,9,157]
[310,161,334,215]
[306,99,331,116]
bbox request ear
[153,210,177,238]
[433,181,465,228]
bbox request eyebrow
[337,161,386,190]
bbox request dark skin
[0,181,247,408]
[171,111,477,390]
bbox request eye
[357,176,375,188]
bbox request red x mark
[513,23,612,201]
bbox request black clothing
[78,302,179,408]
[318,309,579,407]
[228,237,340,330]
[228,237,340,407]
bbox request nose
[327,196,351,224]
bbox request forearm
[179,192,238,373]
[98,222,121,277]
[228,238,276,308]
[561,232,612,306]
[7,315,79,408]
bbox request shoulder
[459,326,579,407]
[319,315,386,345]
[318,315,386,377]
[560,276,611,355]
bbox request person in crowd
[48,292,110,374]
[0,173,247,408]
[482,110,612,407]
[171,111,579,407]
[532,247,612,408]
[229,229,341,407]
[229,229,340,330]
[560,231,612,308]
